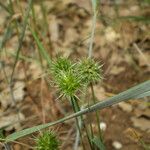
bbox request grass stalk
[10,0,32,81]
[88,2,104,148]
[5,80,150,142]
[90,83,103,142]
[88,13,97,58]
[73,96,94,149]
[70,96,86,150]
[0,2,11,14]
[30,4,44,69]
[39,1,53,57]
[8,0,20,40]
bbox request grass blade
[92,136,105,150]
[0,24,13,50]
[0,2,11,14]
[5,80,150,142]
[10,0,32,81]
[119,16,150,23]
[134,91,150,99]
[30,29,51,66]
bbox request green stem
[73,96,94,150]
[90,82,104,143]
[88,13,97,58]
[89,120,95,149]
[5,80,150,142]
[70,96,86,150]
[10,0,32,81]
[85,86,95,149]
[39,1,53,57]
[30,3,44,68]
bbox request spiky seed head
[56,70,81,97]
[51,57,80,97]
[78,58,102,84]
[50,57,102,98]
[36,131,60,150]
[51,57,73,76]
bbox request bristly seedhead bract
[50,57,103,98]
[36,131,60,150]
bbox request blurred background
[0,0,150,149]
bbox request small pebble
[112,141,122,149]
[100,122,107,131]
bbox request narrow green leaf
[119,16,150,23]
[30,29,51,66]
[134,91,150,99]
[0,1,11,14]
[5,80,150,142]
[91,0,97,11]
[91,0,99,13]
[10,0,32,81]
[92,136,105,150]
[0,24,12,49]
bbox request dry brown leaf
[109,52,124,65]
[71,0,91,12]
[131,117,150,131]
[136,52,150,67]
[134,109,150,118]
[28,62,43,79]
[0,81,25,109]
[109,66,125,75]
[49,15,59,42]
[13,81,25,102]
[64,28,78,46]
[118,102,133,113]
[124,128,142,142]
[0,113,25,131]
[104,27,120,43]
[92,86,107,100]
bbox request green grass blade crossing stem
[30,29,51,66]
[5,80,150,142]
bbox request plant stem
[5,81,150,142]
[88,13,97,58]
[30,3,44,68]
[39,1,53,57]
[73,96,94,150]
[70,96,86,150]
[10,0,32,81]
[90,82,103,142]
[88,6,103,149]
[84,86,95,149]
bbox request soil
[0,0,150,150]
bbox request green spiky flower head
[51,57,81,97]
[56,70,81,97]
[78,58,102,84]
[51,57,73,76]
[36,131,60,150]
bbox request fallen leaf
[0,113,25,131]
[28,62,43,79]
[124,128,142,142]
[109,66,125,75]
[136,52,150,67]
[64,28,78,46]
[118,102,133,113]
[92,86,107,100]
[131,117,150,131]
[49,15,59,42]
[134,109,150,118]
[13,81,25,102]
[105,27,120,43]
[0,81,25,109]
